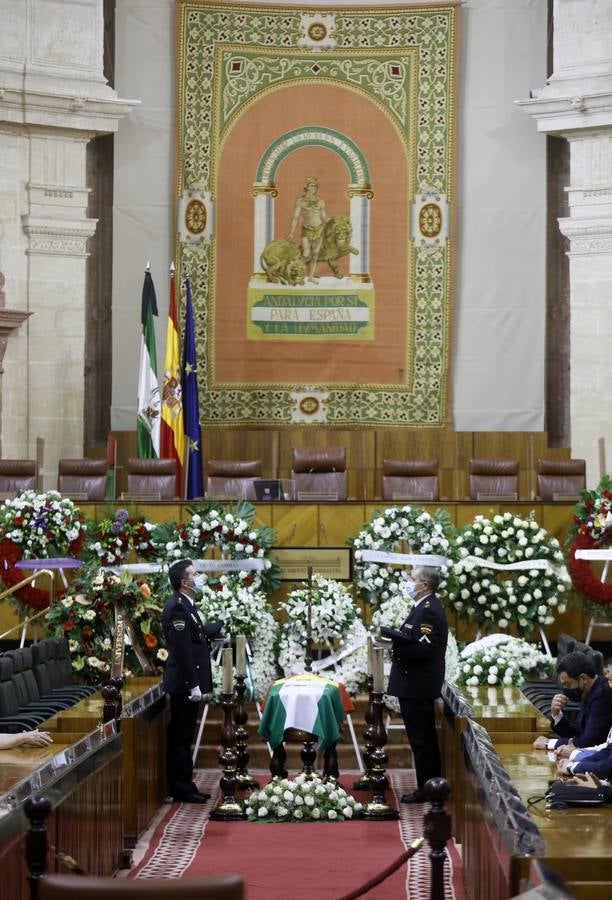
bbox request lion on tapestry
[260,215,358,284]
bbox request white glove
[188,685,202,703]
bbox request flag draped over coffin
[258,674,351,752]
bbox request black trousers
[167,692,199,799]
[399,696,441,791]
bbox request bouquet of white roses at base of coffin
[457,634,554,687]
[245,775,364,822]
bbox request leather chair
[291,446,347,501]
[469,458,519,500]
[39,874,244,899]
[58,458,108,500]
[0,459,36,497]
[124,458,178,500]
[537,458,586,501]
[382,459,439,501]
[206,459,261,500]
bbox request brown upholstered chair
[39,873,244,899]
[0,459,36,497]
[382,459,439,501]
[537,458,586,501]
[206,459,261,500]
[469,458,519,501]
[124,458,178,500]
[291,446,347,500]
[58,458,108,500]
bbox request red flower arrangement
[566,477,612,611]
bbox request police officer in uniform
[161,558,223,803]
[382,565,448,804]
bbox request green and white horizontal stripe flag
[137,270,160,458]
[259,676,346,751]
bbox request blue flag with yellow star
[181,276,204,499]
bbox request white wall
[112,0,547,432]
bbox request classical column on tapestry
[175,2,458,428]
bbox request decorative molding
[0,308,31,375]
[22,216,98,257]
[0,84,138,134]
[557,218,612,256]
[516,90,612,135]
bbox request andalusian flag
[136,270,160,458]
[258,675,348,751]
[160,264,184,496]
[181,276,204,499]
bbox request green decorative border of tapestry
[176,1,457,426]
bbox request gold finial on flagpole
[170,261,175,276]
[145,260,151,273]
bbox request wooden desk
[0,725,122,900]
[0,676,168,895]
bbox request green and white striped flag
[259,675,347,751]
[136,270,160,458]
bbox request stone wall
[0,0,133,486]
[519,0,612,485]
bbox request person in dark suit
[533,651,612,751]
[382,565,448,804]
[161,558,223,803]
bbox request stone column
[347,186,373,282]
[517,0,612,485]
[0,0,135,486]
[251,184,277,280]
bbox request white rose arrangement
[277,575,368,695]
[351,505,457,606]
[457,634,554,687]
[245,774,363,822]
[448,512,570,634]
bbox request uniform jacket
[386,592,448,700]
[161,591,222,695]
[552,675,612,748]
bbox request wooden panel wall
[105,428,571,501]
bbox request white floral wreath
[448,512,570,633]
[352,505,456,605]
[197,584,278,701]
[370,594,459,712]
[457,634,553,688]
[277,574,369,696]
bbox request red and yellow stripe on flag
[160,266,185,496]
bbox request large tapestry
[176,1,458,427]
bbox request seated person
[556,721,612,762]
[532,651,612,750]
[566,771,612,801]
[557,740,612,779]
[0,730,52,749]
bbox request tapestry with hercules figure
[175,1,458,427]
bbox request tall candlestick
[236,635,246,676]
[372,648,384,693]
[222,647,233,693]
[367,635,373,676]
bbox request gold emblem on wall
[419,202,442,238]
[185,199,207,235]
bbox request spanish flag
[160,263,184,496]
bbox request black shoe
[401,791,426,804]
[172,792,209,804]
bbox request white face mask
[193,573,204,593]
[403,578,418,599]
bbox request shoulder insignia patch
[420,624,433,634]
[172,620,186,631]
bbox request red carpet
[130,770,464,900]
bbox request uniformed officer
[383,565,448,804]
[161,557,223,803]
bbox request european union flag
[181,276,204,499]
